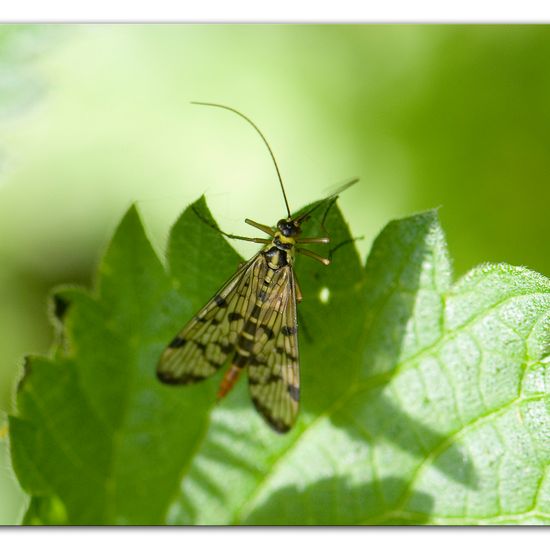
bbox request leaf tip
[190,195,216,225]
[16,355,33,394]
[169,194,218,242]
[51,291,71,323]
[118,202,144,231]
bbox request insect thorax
[263,232,295,270]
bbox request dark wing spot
[169,336,186,348]
[287,384,300,402]
[282,325,297,336]
[251,397,291,433]
[196,342,207,352]
[258,290,268,302]
[195,316,207,323]
[214,341,233,354]
[228,312,244,322]
[250,304,261,318]
[249,355,267,367]
[259,324,275,340]
[214,295,227,307]
[248,375,261,386]
[239,333,254,351]
[234,351,249,368]
[249,373,281,386]
[157,370,206,385]
[274,346,297,361]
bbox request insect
[157,102,357,433]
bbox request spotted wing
[157,253,265,385]
[247,266,300,433]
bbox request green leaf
[9,197,550,525]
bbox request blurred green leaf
[9,196,550,525]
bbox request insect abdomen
[217,272,273,398]
[264,246,289,270]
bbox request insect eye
[277,220,294,236]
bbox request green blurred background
[0,24,549,524]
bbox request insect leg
[297,236,330,244]
[314,191,362,261]
[297,308,313,344]
[296,247,331,265]
[296,198,339,245]
[319,196,339,236]
[225,235,271,244]
[245,218,275,236]
[191,206,270,244]
[293,272,303,303]
[327,235,365,261]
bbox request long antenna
[191,101,292,218]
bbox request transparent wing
[247,267,300,433]
[157,252,265,384]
